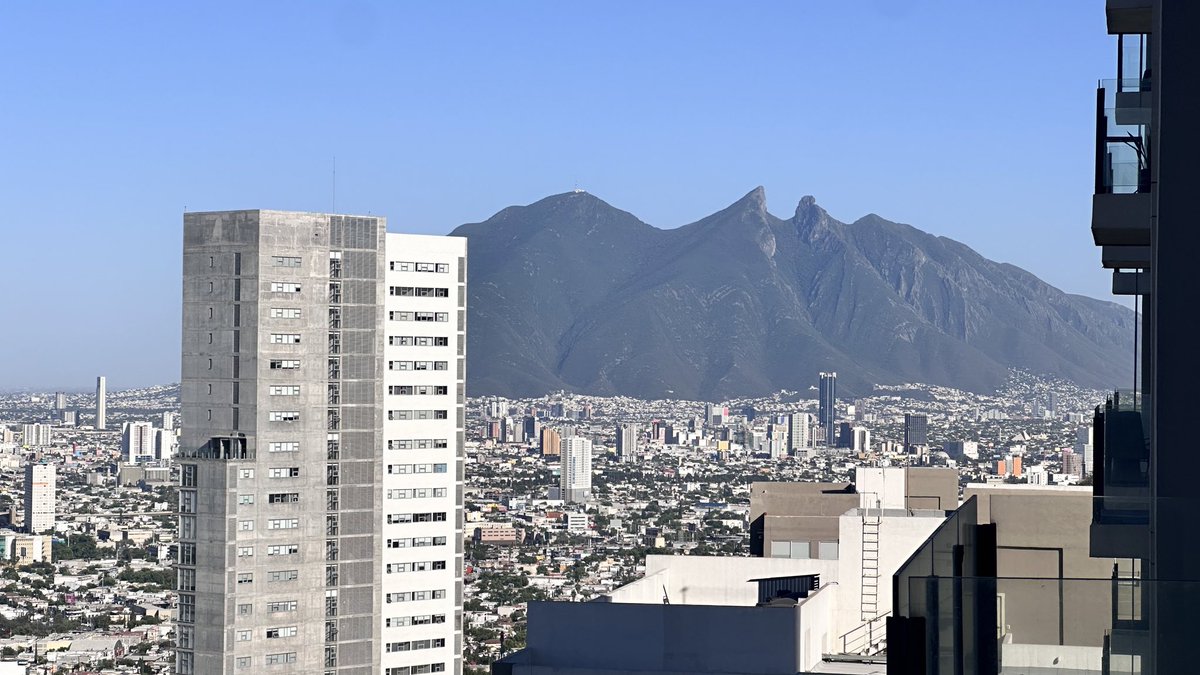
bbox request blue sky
[0,1,1113,389]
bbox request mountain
[451,188,1135,400]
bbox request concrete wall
[749,482,856,559]
[964,484,1113,648]
[904,467,959,510]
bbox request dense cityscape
[0,367,1103,673]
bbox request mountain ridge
[452,189,1134,400]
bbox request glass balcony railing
[1096,85,1151,195]
[894,576,1173,675]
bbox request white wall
[607,555,838,607]
[855,467,907,509]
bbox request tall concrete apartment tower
[23,462,55,534]
[817,372,836,446]
[95,376,106,430]
[560,436,593,503]
[178,211,464,675]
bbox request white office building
[21,423,51,448]
[560,437,593,503]
[381,233,465,675]
[24,463,56,534]
[122,421,156,463]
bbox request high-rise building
[853,426,871,453]
[154,428,176,460]
[836,421,855,449]
[177,210,464,675]
[54,392,66,412]
[162,411,177,431]
[23,463,55,534]
[1074,425,1094,476]
[21,423,51,448]
[540,427,561,457]
[95,376,106,430]
[615,424,639,464]
[560,437,593,503]
[121,421,156,464]
[904,413,929,451]
[818,372,837,444]
[787,412,811,452]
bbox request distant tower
[121,421,156,464]
[616,424,639,463]
[560,437,593,502]
[787,412,812,452]
[23,463,55,534]
[95,376,106,430]
[54,392,66,412]
[904,413,929,451]
[818,372,837,444]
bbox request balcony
[1106,0,1152,36]
[1091,392,1149,559]
[1093,83,1151,251]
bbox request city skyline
[1,2,1115,388]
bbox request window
[268,492,300,503]
[266,626,297,639]
[386,537,447,549]
[238,494,255,505]
[269,385,300,396]
[267,600,298,613]
[388,385,449,395]
[387,512,447,524]
[180,515,196,539]
[268,467,300,478]
[389,311,449,322]
[177,568,196,592]
[267,519,299,530]
[180,544,197,566]
[268,570,299,582]
[270,283,301,293]
[270,307,302,319]
[387,361,449,371]
[239,468,255,479]
[269,333,301,344]
[265,653,297,666]
[388,439,449,450]
[269,411,300,422]
[272,256,301,268]
[267,544,299,556]
[237,546,254,558]
[236,656,251,669]
[237,603,252,616]
[269,441,299,453]
[237,630,251,642]
[387,463,448,475]
[237,573,253,585]
[389,286,450,297]
[179,490,196,514]
[269,359,301,370]
[178,594,196,622]
[386,665,446,675]
[386,561,447,574]
[386,488,447,500]
[390,261,450,273]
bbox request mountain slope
[451,189,1135,400]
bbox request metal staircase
[860,501,881,622]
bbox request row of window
[386,463,448,475]
[387,361,448,371]
[267,544,299,556]
[270,282,301,293]
[386,536,448,549]
[236,625,296,640]
[389,385,448,396]
[388,439,449,450]
[269,359,301,370]
[386,560,447,574]
[389,261,449,273]
[386,488,448,500]
[235,569,298,584]
[268,411,300,422]
[389,336,449,347]
[269,333,301,344]
[386,512,447,524]
[269,441,299,452]
[272,256,302,267]
[385,589,446,603]
[388,287,449,298]
[387,410,449,421]
[385,664,446,675]
[389,311,449,322]
[386,613,447,627]
[270,307,301,319]
[269,385,299,396]
[267,600,298,612]
[385,638,446,653]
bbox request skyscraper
[615,424,638,463]
[21,423,51,448]
[540,427,561,457]
[23,462,55,534]
[787,412,811,452]
[54,392,66,412]
[178,210,464,675]
[818,372,837,444]
[95,376,106,430]
[560,437,593,503]
[904,413,928,451]
[121,421,156,464]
